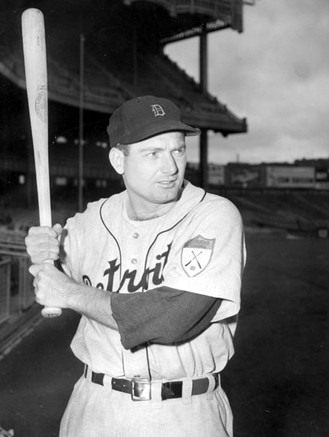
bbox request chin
[156,190,180,205]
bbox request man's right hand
[25,223,63,264]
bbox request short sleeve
[164,197,246,322]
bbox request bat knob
[41,307,62,318]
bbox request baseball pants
[59,374,233,437]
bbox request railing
[125,0,233,21]
[0,258,10,324]
[0,232,34,324]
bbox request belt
[84,365,219,401]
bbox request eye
[173,146,186,156]
[146,150,159,158]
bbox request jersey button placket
[131,232,140,265]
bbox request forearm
[71,286,220,347]
[30,265,220,348]
[65,282,118,330]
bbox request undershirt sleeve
[111,287,221,350]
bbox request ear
[109,148,125,175]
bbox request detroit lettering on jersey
[82,243,172,293]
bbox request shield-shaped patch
[181,235,215,277]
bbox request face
[110,132,187,218]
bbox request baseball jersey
[61,181,246,381]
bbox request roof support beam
[199,25,209,189]
[200,24,208,93]
[199,129,209,190]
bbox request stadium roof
[0,0,247,135]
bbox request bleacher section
[0,42,130,114]
[0,34,246,134]
[220,190,329,235]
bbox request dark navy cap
[107,95,200,146]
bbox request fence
[0,231,34,325]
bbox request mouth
[158,178,177,186]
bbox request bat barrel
[22,8,62,318]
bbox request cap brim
[120,120,200,144]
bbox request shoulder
[65,198,106,227]
[179,182,243,228]
[183,181,240,214]
[65,193,124,229]
[204,192,241,215]
[196,192,243,227]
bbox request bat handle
[41,306,62,318]
[40,259,62,318]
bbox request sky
[165,0,329,165]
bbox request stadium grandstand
[0,0,250,211]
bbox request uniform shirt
[61,181,246,380]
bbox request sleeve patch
[181,235,215,277]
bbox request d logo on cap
[151,104,166,117]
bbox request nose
[161,153,177,174]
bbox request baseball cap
[107,95,200,146]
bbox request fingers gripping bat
[22,8,62,318]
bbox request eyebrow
[139,146,163,153]
[139,143,186,153]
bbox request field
[224,231,329,436]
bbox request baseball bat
[22,8,62,318]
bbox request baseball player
[26,95,246,437]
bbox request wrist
[65,281,88,311]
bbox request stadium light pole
[78,32,85,212]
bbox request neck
[126,201,175,221]
[125,185,184,221]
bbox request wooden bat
[22,8,62,318]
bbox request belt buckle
[131,376,151,401]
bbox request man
[26,95,246,437]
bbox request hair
[112,143,131,156]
